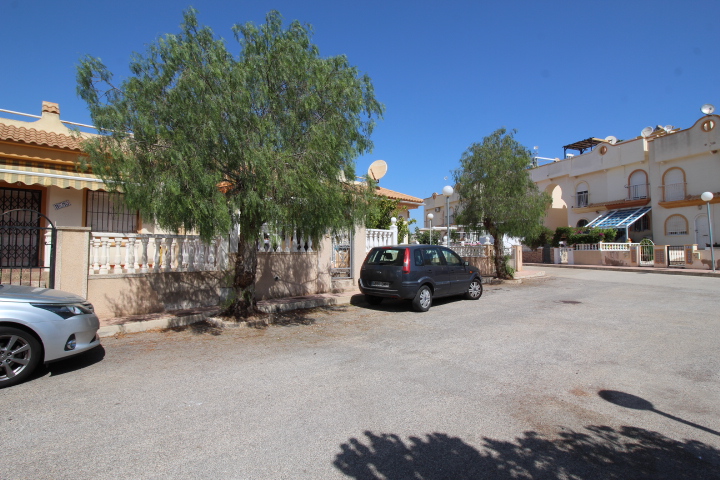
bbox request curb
[98,313,212,338]
[256,293,358,314]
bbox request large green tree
[77,9,383,317]
[453,128,551,279]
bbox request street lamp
[701,192,715,273]
[443,185,454,246]
[427,213,434,245]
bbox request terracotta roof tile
[0,122,84,151]
[375,186,423,204]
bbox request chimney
[35,101,69,134]
[42,101,60,116]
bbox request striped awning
[0,159,105,191]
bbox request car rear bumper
[359,279,419,299]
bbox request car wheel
[0,326,42,388]
[365,295,383,305]
[465,278,483,300]
[412,285,432,312]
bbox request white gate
[639,239,654,266]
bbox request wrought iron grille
[667,245,685,267]
[0,190,55,287]
[331,230,352,278]
[86,191,138,233]
[1,189,42,268]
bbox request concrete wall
[573,250,602,265]
[54,227,91,298]
[88,271,226,319]
[600,250,634,267]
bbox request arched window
[628,170,648,200]
[665,214,688,235]
[576,182,589,208]
[576,219,588,228]
[662,168,686,202]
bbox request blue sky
[2,0,718,224]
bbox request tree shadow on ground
[334,426,720,479]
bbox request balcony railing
[626,184,649,200]
[660,182,686,202]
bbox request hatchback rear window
[366,248,406,266]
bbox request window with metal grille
[665,214,688,235]
[85,191,138,233]
[576,183,589,207]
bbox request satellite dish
[664,125,674,133]
[368,160,388,181]
[701,104,715,115]
[605,135,618,145]
[641,126,654,138]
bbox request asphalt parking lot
[2,267,720,479]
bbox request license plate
[371,281,390,288]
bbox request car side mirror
[464,261,469,266]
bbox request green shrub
[522,226,554,249]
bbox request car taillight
[402,248,411,274]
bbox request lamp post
[427,213,433,245]
[701,192,715,273]
[443,185,453,246]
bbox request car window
[441,248,463,266]
[366,248,405,266]
[421,248,444,266]
[414,249,424,266]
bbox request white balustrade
[452,245,491,258]
[257,229,315,254]
[88,233,230,275]
[574,242,638,251]
[366,228,394,252]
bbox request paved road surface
[3,268,720,479]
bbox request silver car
[0,285,101,388]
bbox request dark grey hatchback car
[359,245,483,312]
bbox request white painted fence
[452,245,491,258]
[366,227,397,252]
[258,230,314,253]
[89,233,228,275]
[574,242,638,251]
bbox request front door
[696,215,710,249]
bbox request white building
[531,111,719,249]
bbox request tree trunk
[493,233,509,279]
[222,231,259,318]
[485,220,509,279]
